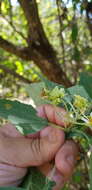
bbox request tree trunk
[31,48,72,87]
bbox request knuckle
[30,138,44,165]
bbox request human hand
[0,104,78,189]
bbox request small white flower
[90,112,92,117]
[81,113,92,127]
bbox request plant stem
[61,99,69,112]
[49,122,66,131]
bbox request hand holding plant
[0,72,91,190]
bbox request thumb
[0,127,65,167]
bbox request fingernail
[67,155,74,166]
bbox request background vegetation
[0,0,92,189]
[0,0,92,98]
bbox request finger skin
[37,104,68,127]
[55,140,79,178]
[39,140,79,190]
[37,105,78,189]
[0,126,65,186]
[0,127,65,167]
[53,140,78,190]
[0,163,27,187]
[0,123,40,139]
[0,123,23,138]
[0,104,76,188]
[0,104,66,167]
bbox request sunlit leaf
[67,85,90,100]
[26,82,49,106]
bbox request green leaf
[0,99,48,135]
[26,82,49,106]
[62,185,69,190]
[21,168,56,190]
[72,170,82,183]
[71,23,78,42]
[67,85,90,100]
[0,187,25,190]
[79,72,92,99]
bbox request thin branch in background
[0,1,72,86]
[8,0,13,23]
[1,16,27,42]
[8,0,27,40]
[56,0,66,69]
[0,0,27,42]
[0,63,32,84]
[0,35,32,60]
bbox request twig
[0,63,32,84]
[1,15,27,42]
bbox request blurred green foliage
[0,0,92,99]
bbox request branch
[0,64,32,83]
[0,36,72,86]
[18,0,38,42]
[18,0,52,49]
[0,36,31,60]
[31,50,72,87]
[0,37,71,86]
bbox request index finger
[37,104,68,127]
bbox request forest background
[0,0,92,189]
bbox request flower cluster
[42,86,65,105]
[42,85,92,131]
[73,95,89,114]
